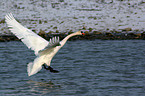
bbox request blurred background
[1,0,145,34]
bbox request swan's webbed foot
[43,64,59,73]
[49,66,59,73]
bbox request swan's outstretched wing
[5,13,49,55]
[38,36,61,55]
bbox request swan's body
[5,13,84,76]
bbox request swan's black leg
[43,64,59,73]
[43,64,48,70]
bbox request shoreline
[1,30,145,42]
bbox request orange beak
[81,31,85,35]
[82,33,85,35]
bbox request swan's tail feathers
[27,61,42,76]
[27,62,33,76]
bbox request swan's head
[75,31,85,35]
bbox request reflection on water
[27,80,61,95]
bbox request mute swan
[5,13,85,76]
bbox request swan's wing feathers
[38,36,60,55]
[49,36,61,47]
[5,13,49,55]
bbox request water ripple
[0,40,145,95]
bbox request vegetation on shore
[1,27,145,42]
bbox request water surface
[0,40,145,96]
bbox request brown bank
[1,29,145,42]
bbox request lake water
[0,40,145,96]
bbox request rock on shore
[1,29,145,42]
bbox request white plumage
[5,13,49,55]
[5,13,84,76]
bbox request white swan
[5,13,85,76]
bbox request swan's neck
[60,32,78,47]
